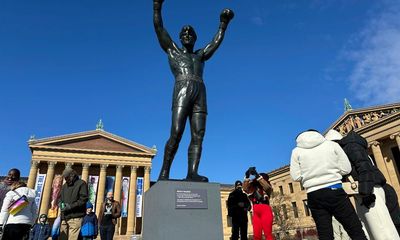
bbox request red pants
[252,204,274,240]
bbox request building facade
[26,128,156,237]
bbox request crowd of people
[2,129,400,240]
[0,167,121,240]
[226,129,400,240]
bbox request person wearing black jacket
[59,167,89,240]
[227,180,251,240]
[326,130,399,239]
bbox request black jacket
[338,131,386,195]
[60,178,88,220]
[227,188,250,220]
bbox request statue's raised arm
[153,0,176,53]
[200,9,234,61]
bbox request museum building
[26,122,156,237]
[26,101,400,239]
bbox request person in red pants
[243,167,274,240]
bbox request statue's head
[180,25,197,47]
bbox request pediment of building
[29,130,156,155]
[327,102,400,135]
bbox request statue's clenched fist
[220,8,234,24]
[154,0,164,4]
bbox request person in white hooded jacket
[290,129,367,240]
[0,181,37,240]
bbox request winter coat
[0,186,37,225]
[338,131,386,195]
[290,131,352,193]
[227,188,251,220]
[243,175,273,205]
[98,200,121,225]
[81,212,98,237]
[60,178,88,220]
[30,223,51,240]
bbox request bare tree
[270,191,300,240]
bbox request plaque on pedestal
[142,181,223,240]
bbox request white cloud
[345,1,400,105]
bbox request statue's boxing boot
[158,143,177,181]
[185,144,208,182]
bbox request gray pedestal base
[142,181,223,240]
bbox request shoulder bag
[342,175,359,195]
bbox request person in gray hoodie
[290,129,367,240]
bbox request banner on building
[136,177,143,217]
[34,174,46,209]
[88,175,99,211]
[121,177,130,217]
[105,176,115,199]
[48,175,63,218]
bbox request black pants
[100,224,115,240]
[307,188,367,240]
[2,224,31,240]
[231,217,248,240]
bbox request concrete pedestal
[142,181,223,240]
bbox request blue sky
[1,0,399,183]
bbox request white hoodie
[0,186,37,225]
[290,131,352,193]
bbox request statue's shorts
[172,76,207,114]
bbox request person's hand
[220,9,234,24]
[238,202,244,208]
[361,194,376,209]
[248,167,258,177]
[245,168,251,178]
[61,203,71,212]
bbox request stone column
[144,166,151,192]
[114,165,124,236]
[39,161,56,215]
[27,160,40,189]
[370,141,392,183]
[81,163,91,183]
[390,132,400,151]
[96,164,108,217]
[126,166,138,235]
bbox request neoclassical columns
[96,164,108,217]
[39,161,57,215]
[114,165,124,202]
[370,141,392,184]
[127,166,138,235]
[27,160,40,189]
[81,163,91,183]
[114,165,124,236]
[390,132,400,151]
[144,166,151,192]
